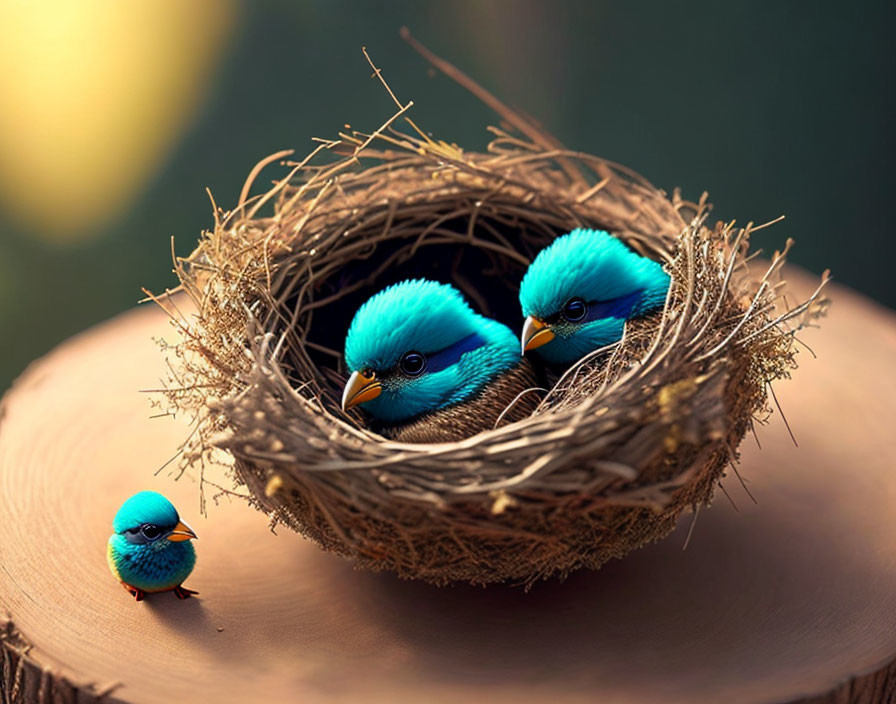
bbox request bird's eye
[562,298,587,322]
[399,351,426,376]
[141,524,162,540]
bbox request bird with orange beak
[341,279,537,442]
[519,229,670,365]
[107,491,198,601]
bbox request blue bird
[342,279,537,442]
[519,228,671,365]
[107,491,198,601]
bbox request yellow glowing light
[0,0,237,242]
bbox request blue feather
[344,280,519,424]
[112,490,178,534]
[580,289,643,323]
[346,280,477,372]
[520,229,670,364]
[426,332,488,373]
[108,491,196,592]
[108,537,195,592]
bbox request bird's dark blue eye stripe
[581,289,643,324]
[425,332,488,374]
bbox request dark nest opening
[153,68,828,586]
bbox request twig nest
[161,123,827,586]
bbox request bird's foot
[173,585,198,600]
[121,582,146,601]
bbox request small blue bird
[342,279,536,442]
[519,228,671,365]
[107,491,198,601]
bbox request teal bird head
[519,228,671,365]
[112,491,197,545]
[342,279,519,424]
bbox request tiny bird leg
[121,583,146,601]
[173,585,199,600]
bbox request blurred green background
[1,0,893,392]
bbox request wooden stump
[1,268,895,704]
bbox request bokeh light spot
[0,0,238,242]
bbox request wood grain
[1,267,895,704]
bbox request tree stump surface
[1,268,895,704]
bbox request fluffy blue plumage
[108,491,196,595]
[347,280,476,371]
[344,279,519,424]
[520,229,670,364]
[112,490,179,534]
[108,537,196,592]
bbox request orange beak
[167,519,197,542]
[341,369,382,411]
[521,316,555,353]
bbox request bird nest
[153,70,827,586]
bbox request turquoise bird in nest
[519,229,671,365]
[342,279,538,442]
[107,491,198,601]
